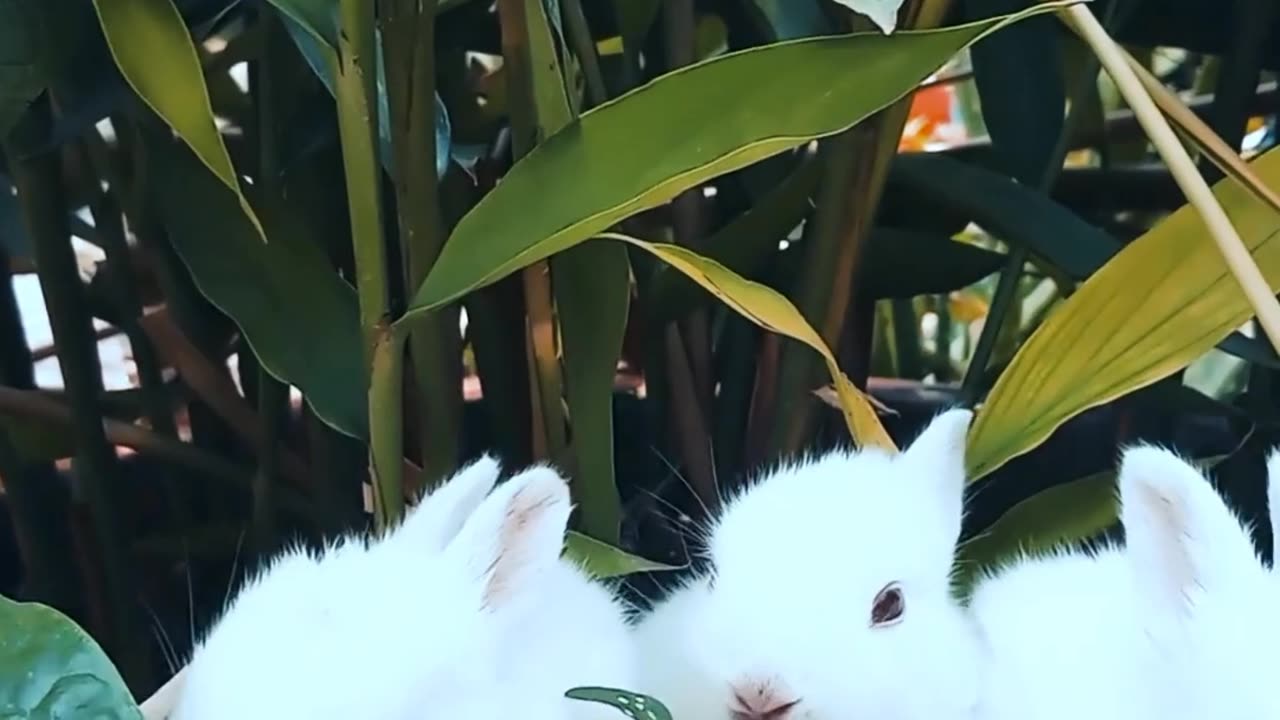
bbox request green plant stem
[562,0,608,107]
[380,0,461,490]
[369,328,406,527]
[252,369,285,553]
[497,0,569,466]
[5,107,150,687]
[337,0,403,529]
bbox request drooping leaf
[554,243,631,544]
[602,235,893,450]
[964,0,1065,185]
[563,532,680,578]
[967,147,1280,480]
[263,0,337,47]
[0,594,141,719]
[565,687,674,720]
[90,0,266,242]
[403,2,1078,314]
[147,135,366,440]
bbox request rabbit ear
[902,408,972,544]
[1120,446,1260,609]
[1265,448,1280,565]
[447,464,572,610]
[395,455,502,552]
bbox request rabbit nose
[729,680,801,720]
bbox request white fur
[632,409,984,720]
[170,456,635,720]
[1119,446,1279,720]
[971,445,1280,720]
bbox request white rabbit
[631,409,984,720]
[170,455,636,720]
[1116,445,1280,720]
[971,444,1279,720]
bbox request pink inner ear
[481,485,561,609]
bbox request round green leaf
[565,687,673,720]
[0,595,140,720]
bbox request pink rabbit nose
[728,679,802,720]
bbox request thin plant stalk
[5,106,150,686]
[1062,4,1280,353]
[380,0,462,489]
[336,0,404,529]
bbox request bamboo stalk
[336,0,404,530]
[1062,4,1280,354]
[380,0,462,491]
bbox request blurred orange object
[899,82,955,151]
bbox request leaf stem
[1062,3,1280,354]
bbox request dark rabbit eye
[870,582,905,627]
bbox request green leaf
[90,0,266,242]
[0,0,44,139]
[264,0,338,48]
[966,0,1065,185]
[954,469,1117,593]
[859,229,1006,299]
[554,243,631,544]
[954,454,1229,595]
[147,135,366,440]
[967,147,1280,480]
[888,152,1280,369]
[403,1,1078,315]
[889,152,1114,281]
[563,531,681,579]
[647,156,820,325]
[0,595,141,720]
[565,688,673,720]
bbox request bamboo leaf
[0,595,140,719]
[601,234,893,449]
[402,1,1079,316]
[563,531,679,578]
[90,0,266,242]
[148,136,366,440]
[967,147,1280,480]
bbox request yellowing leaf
[598,234,896,451]
[967,147,1280,480]
[91,0,266,243]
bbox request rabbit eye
[870,582,904,627]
